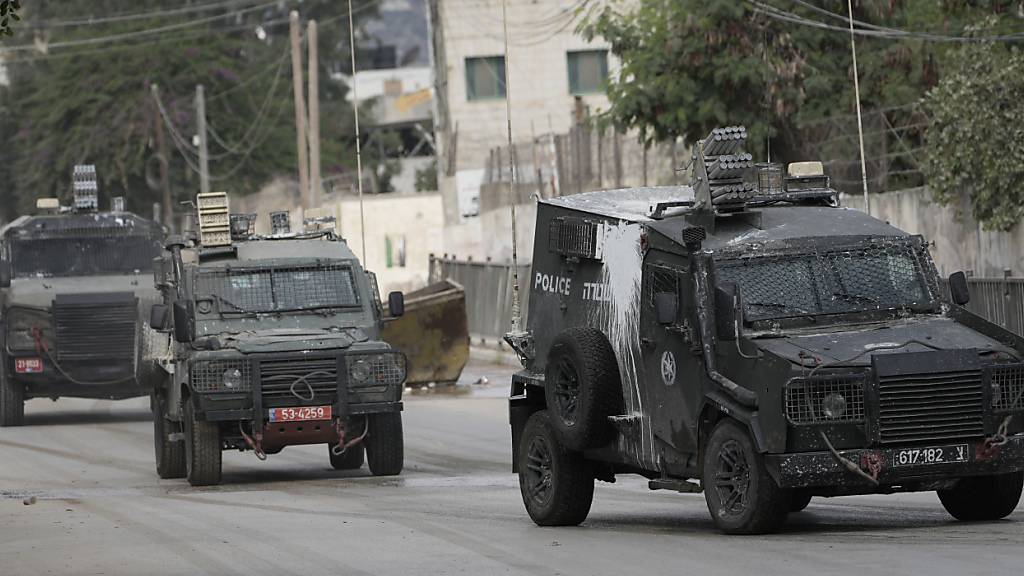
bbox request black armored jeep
[150,194,407,486]
[0,170,164,426]
[506,127,1024,534]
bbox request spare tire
[544,327,622,450]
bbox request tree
[582,1,1022,192]
[0,0,380,218]
[923,40,1024,231]
[0,0,20,36]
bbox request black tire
[184,400,222,486]
[329,443,365,470]
[543,328,622,451]
[938,472,1023,521]
[702,420,791,534]
[153,392,186,479]
[790,491,812,513]
[0,351,24,427]
[365,413,403,476]
[517,410,594,527]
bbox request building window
[465,56,506,101]
[386,235,406,268]
[567,50,609,95]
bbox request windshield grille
[195,264,360,313]
[9,236,162,278]
[717,237,937,321]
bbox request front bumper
[766,435,1024,489]
[8,354,145,400]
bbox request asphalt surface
[1,359,1021,576]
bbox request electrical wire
[26,0,274,29]
[0,0,281,53]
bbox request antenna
[847,0,870,216]
[502,0,523,334]
[347,0,368,262]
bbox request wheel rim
[524,435,554,507]
[713,439,751,518]
[552,357,580,426]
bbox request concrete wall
[842,187,1024,278]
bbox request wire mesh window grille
[648,267,678,309]
[9,236,162,278]
[990,364,1024,413]
[717,237,938,321]
[194,264,360,313]
[548,217,602,259]
[785,374,867,424]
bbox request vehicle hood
[214,328,377,354]
[3,275,160,309]
[752,316,1016,366]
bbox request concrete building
[429,0,620,258]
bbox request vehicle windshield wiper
[832,292,879,304]
[747,302,811,314]
[211,295,258,315]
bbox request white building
[428,0,619,258]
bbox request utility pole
[308,19,321,208]
[847,0,870,216]
[151,85,173,229]
[290,10,310,209]
[195,84,211,195]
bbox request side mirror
[0,261,10,288]
[654,293,678,325]
[715,283,742,341]
[150,304,169,331]
[388,291,405,317]
[948,271,970,306]
[172,301,195,343]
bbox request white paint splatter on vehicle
[591,221,657,470]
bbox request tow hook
[859,453,883,482]
[820,431,880,485]
[977,416,1012,460]
[331,417,368,457]
[240,422,268,461]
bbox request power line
[26,0,274,29]
[0,0,281,53]
[749,1,1024,42]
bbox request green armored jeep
[150,193,407,486]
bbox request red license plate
[14,358,43,374]
[268,406,332,422]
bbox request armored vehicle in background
[150,193,407,486]
[507,127,1024,534]
[0,166,165,426]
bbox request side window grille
[648,267,677,308]
[548,217,603,259]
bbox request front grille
[785,374,866,424]
[259,356,339,401]
[877,369,985,444]
[990,364,1024,413]
[54,293,138,362]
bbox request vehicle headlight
[222,368,243,390]
[349,358,372,384]
[5,308,53,351]
[821,393,848,419]
[348,352,406,386]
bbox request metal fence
[428,256,530,344]
[963,276,1024,336]
[430,257,1024,344]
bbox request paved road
[1,361,1021,576]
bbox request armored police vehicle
[506,127,1024,534]
[0,166,164,426]
[150,193,407,486]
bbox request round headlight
[350,359,372,384]
[821,393,847,419]
[222,368,243,389]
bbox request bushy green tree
[0,0,20,37]
[923,40,1024,231]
